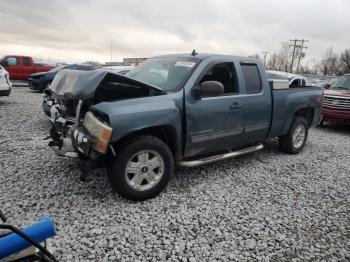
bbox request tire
[108,136,174,201]
[279,116,309,154]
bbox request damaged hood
[48,69,165,100]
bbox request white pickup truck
[267,70,309,88]
[0,65,11,97]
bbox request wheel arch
[294,107,314,127]
[111,125,179,159]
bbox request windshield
[330,75,350,90]
[48,64,68,73]
[125,57,200,91]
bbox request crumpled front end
[46,99,83,158]
[44,69,164,159]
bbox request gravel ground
[1,86,349,261]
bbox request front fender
[91,95,183,144]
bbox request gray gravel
[1,86,349,261]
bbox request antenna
[191,49,197,56]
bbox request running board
[177,143,264,168]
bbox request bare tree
[266,42,292,72]
[319,47,339,76]
[339,49,350,75]
[267,53,279,70]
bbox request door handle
[229,102,242,110]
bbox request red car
[0,55,54,80]
[320,74,350,125]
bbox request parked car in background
[319,74,350,125]
[45,53,323,200]
[0,65,12,97]
[267,70,309,87]
[98,66,133,75]
[29,64,98,91]
[0,55,54,80]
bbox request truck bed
[268,86,323,138]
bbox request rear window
[23,57,31,66]
[241,64,261,94]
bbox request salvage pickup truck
[0,55,54,80]
[44,53,323,201]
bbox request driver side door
[184,61,245,157]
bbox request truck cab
[0,55,54,80]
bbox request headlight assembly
[83,111,112,154]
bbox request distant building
[122,58,147,66]
[105,57,147,67]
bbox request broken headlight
[83,111,112,154]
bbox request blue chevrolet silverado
[44,53,323,200]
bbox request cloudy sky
[0,0,349,64]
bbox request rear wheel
[279,117,308,154]
[108,136,174,201]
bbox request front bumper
[0,88,10,96]
[321,107,350,124]
[28,78,45,91]
[49,124,101,160]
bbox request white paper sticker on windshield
[175,61,196,67]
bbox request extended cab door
[238,62,272,144]
[21,56,33,79]
[184,60,245,157]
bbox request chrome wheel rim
[125,150,164,192]
[292,124,306,148]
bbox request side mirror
[323,84,331,89]
[193,81,224,98]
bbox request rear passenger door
[21,57,33,79]
[239,63,272,144]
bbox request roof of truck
[154,53,259,62]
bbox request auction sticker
[175,61,196,67]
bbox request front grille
[323,95,350,110]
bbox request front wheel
[108,136,174,201]
[279,117,309,154]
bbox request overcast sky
[0,0,349,64]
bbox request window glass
[23,57,31,66]
[290,79,300,87]
[6,57,18,66]
[241,64,261,94]
[199,62,239,95]
[125,57,200,92]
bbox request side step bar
[177,143,264,168]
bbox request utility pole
[289,39,297,73]
[296,39,309,72]
[110,39,113,68]
[289,39,309,73]
[262,51,270,68]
